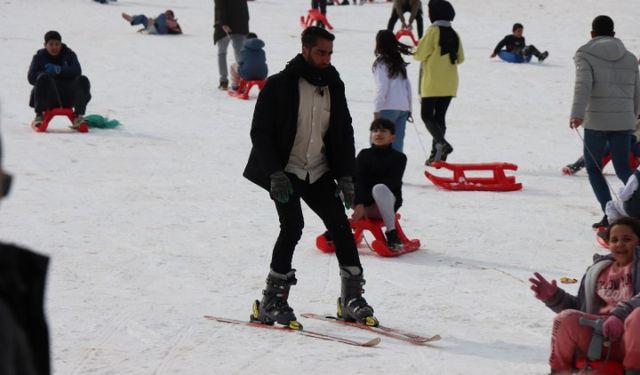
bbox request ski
[203,315,381,347]
[301,313,441,345]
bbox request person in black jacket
[352,118,407,250]
[27,31,91,129]
[0,118,51,375]
[243,26,378,330]
[214,0,249,90]
[490,23,548,62]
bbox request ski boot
[336,266,379,327]
[250,269,302,330]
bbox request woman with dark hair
[414,0,464,166]
[372,29,413,152]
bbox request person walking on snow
[214,0,249,90]
[243,26,378,330]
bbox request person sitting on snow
[351,118,407,250]
[490,23,548,62]
[121,10,182,35]
[228,32,268,93]
[27,30,91,129]
[529,217,640,374]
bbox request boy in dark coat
[27,31,91,129]
[352,118,407,250]
[491,23,548,61]
[229,32,268,92]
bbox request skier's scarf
[433,20,459,65]
[282,54,339,87]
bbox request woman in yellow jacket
[414,0,464,165]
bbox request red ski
[301,313,440,345]
[203,315,381,347]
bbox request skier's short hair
[606,216,640,241]
[44,30,61,43]
[370,118,396,135]
[301,26,335,49]
[512,23,523,32]
[592,15,614,37]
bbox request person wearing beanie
[387,0,423,38]
[414,0,464,166]
[490,23,548,62]
[570,15,640,229]
[27,31,91,130]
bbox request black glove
[270,171,293,203]
[337,176,355,209]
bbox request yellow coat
[414,25,464,98]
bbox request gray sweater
[570,36,640,131]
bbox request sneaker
[538,51,549,62]
[385,229,402,251]
[71,115,86,129]
[32,114,44,128]
[218,81,229,90]
[592,215,608,229]
[321,230,333,242]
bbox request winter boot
[32,114,43,128]
[538,51,549,62]
[433,142,453,163]
[250,269,301,330]
[425,146,437,166]
[337,266,378,326]
[218,80,229,91]
[385,229,402,251]
[592,215,608,230]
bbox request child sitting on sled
[122,10,182,35]
[351,118,407,250]
[490,23,548,62]
[529,217,640,374]
[228,32,268,93]
[605,167,640,224]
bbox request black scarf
[282,54,339,87]
[439,27,459,65]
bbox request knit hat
[44,30,61,43]
[428,0,455,23]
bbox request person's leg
[230,34,246,64]
[432,96,453,161]
[217,36,231,86]
[416,9,424,38]
[371,184,396,231]
[548,310,600,372]
[270,187,304,274]
[229,63,241,90]
[608,130,633,184]
[33,73,57,115]
[387,9,399,32]
[584,129,612,212]
[622,308,640,370]
[421,98,444,143]
[69,76,91,116]
[130,15,149,28]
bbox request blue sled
[498,50,532,63]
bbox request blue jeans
[379,110,409,152]
[216,34,246,83]
[131,15,149,28]
[584,129,633,211]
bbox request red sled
[424,161,522,191]
[31,108,88,133]
[596,227,608,249]
[228,79,265,100]
[315,213,421,257]
[300,9,334,30]
[575,358,623,375]
[395,28,418,46]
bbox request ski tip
[363,336,382,347]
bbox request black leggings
[387,7,423,38]
[270,173,360,274]
[421,96,452,146]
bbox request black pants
[270,173,360,274]
[387,7,423,38]
[421,96,452,146]
[513,45,542,58]
[311,0,327,28]
[30,73,91,115]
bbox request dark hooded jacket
[213,0,249,43]
[27,44,81,85]
[238,38,268,80]
[243,54,355,189]
[354,145,406,211]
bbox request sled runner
[424,161,522,191]
[316,213,421,257]
[497,50,532,63]
[395,28,418,46]
[31,108,88,133]
[300,9,334,30]
[228,79,266,100]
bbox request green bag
[83,114,121,129]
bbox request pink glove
[603,315,624,341]
[529,272,558,301]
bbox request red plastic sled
[575,358,623,375]
[31,108,88,133]
[425,161,522,191]
[228,79,265,100]
[315,213,421,257]
[300,9,334,30]
[395,28,418,46]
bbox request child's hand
[570,118,583,129]
[222,24,232,34]
[529,272,558,301]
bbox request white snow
[1,0,639,374]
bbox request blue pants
[584,129,634,211]
[379,110,409,152]
[130,15,149,29]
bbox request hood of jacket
[578,36,628,62]
[244,38,265,51]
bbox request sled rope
[573,128,620,201]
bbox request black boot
[592,215,608,229]
[251,269,301,329]
[562,157,585,175]
[385,229,402,251]
[337,266,378,326]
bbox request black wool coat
[354,146,406,211]
[243,59,356,190]
[213,0,249,43]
